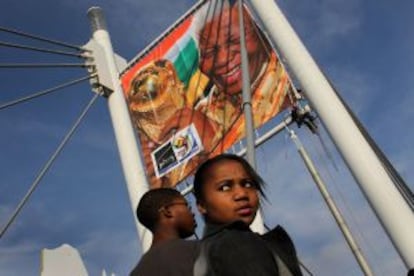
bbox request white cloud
[0,235,44,275]
[317,0,362,38]
[327,65,376,115]
[78,228,140,276]
[279,0,363,48]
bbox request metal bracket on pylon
[82,39,127,97]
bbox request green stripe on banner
[173,38,199,87]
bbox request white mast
[87,7,152,251]
[247,0,414,268]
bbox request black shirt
[130,239,199,276]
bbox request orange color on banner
[121,17,193,92]
[120,0,295,188]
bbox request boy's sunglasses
[158,201,191,212]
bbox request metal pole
[248,0,414,268]
[289,129,373,276]
[238,0,264,233]
[87,7,152,251]
[238,0,256,169]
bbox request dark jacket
[194,221,302,276]
[262,225,303,276]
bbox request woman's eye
[218,184,231,191]
[243,180,256,188]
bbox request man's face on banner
[199,4,267,96]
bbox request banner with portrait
[120,0,296,188]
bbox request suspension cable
[0,92,101,239]
[0,26,87,52]
[286,126,374,275]
[0,41,86,58]
[308,127,384,275]
[324,75,414,210]
[0,74,95,110]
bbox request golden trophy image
[126,59,217,187]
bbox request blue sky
[0,0,413,275]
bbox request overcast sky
[0,0,413,275]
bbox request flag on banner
[120,0,295,188]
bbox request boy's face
[197,159,259,225]
[168,198,197,238]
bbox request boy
[130,188,198,276]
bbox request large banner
[120,0,295,188]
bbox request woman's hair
[193,153,265,202]
[136,188,183,231]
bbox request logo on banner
[151,124,203,178]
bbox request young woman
[193,153,302,276]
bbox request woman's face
[197,159,259,225]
